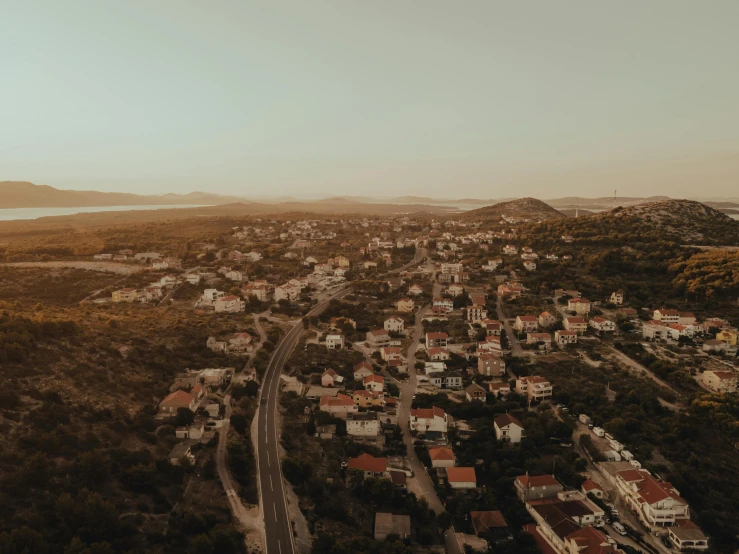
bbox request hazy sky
[2,1,739,199]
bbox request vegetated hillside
[460,197,565,222]
[0,181,247,208]
[669,250,739,298]
[528,199,739,245]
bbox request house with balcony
[515,376,552,402]
[494,413,525,443]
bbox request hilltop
[531,199,739,245]
[461,197,566,222]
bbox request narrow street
[496,294,524,357]
[397,275,462,554]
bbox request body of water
[0,204,210,221]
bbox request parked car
[661,536,673,548]
[612,522,627,536]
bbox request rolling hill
[0,181,247,209]
[461,197,566,222]
[532,199,739,245]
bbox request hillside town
[2,202,739,554]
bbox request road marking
[278,539,282,554]
[267,450,270,466]
[273,502,278,521]
[270,475,273,490]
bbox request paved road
[254,247,425,554]
[256,288,351,554]
[398,283,462,554]
[496,294,524,357]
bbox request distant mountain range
[0,181,248,209]
[2,181,739,215]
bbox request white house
[325,334,344,350]
[409,406,447,434]
[494,413,525,443]
[214,296,245,313]
[610,290,624,305]
[346,412,380,437]
[589,317,616,333]
[366,328,391,347]
[384,317,405,333]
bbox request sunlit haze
[2,1,739,199]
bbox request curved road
[256,288,351,554]
[256,248,425,554]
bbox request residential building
[214,295,245,313]
[653,308,679,324]
[396,298,415,312]
[427,347,451,361]
[478,352,506,376]
[467,305,488,323]
[488,381,511,396]
[381,346,402,362]
[643,319,670,340]
[494,413,525,443]
[716,328,738,345]
[159,390,196,414]
[527,332,552,349]
[347,453,388,479]
[112,288,138,303]
[447,467,477,490]
[667,520,709,551]
[515,474,563,502]
[428,371,463,390]
[539,311,557,328]
[470,511,511,543]
[422,445,457,474]
[515,315,539,333]
[701,370,737,393]
[346,412,380,437]
[610,290,624,305]
[563,317,587,334]
[366,328,391,348]
[567,298,592,314]
[384,317,405,333]
[614,468,690,529]
[432,297,454,313]
[409,406,448,434]
[515,376,553,402]
[319,394,358,416]
[325,334,344,349]
[426,332,449,348]
[321,368,343,387]
[352,390,385,409]
[554,330,578,346]
[465,383,487,402]
[581,479,605,499]
[363,374,385,393]
[353,361,374,380]
[523,261,536,271]
[408,284,424,296]
[589,317,616,333]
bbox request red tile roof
[428,446,455,461]
[446,467,476,483]
[516,474,560,488]
[347,453,387,473]
[471,510,507,533]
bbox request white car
[612,522,627,536]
